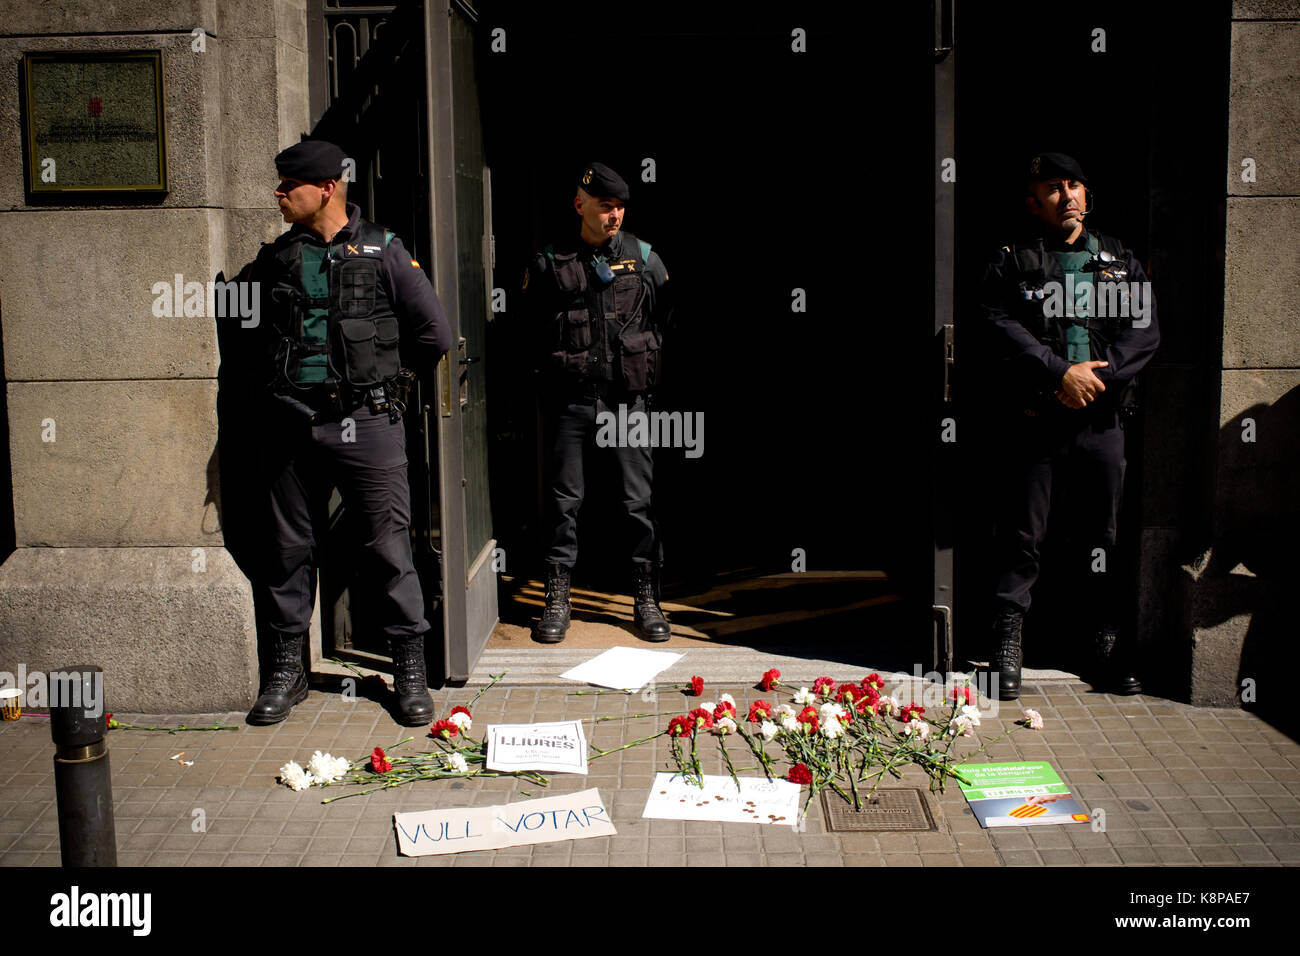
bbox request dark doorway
[478,5,936,667]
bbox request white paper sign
[393,788,616,856]
[486,720,588,774]
[559,646,684,691]
[641,773,802,826]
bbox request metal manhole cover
[820,788,936,831]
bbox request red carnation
[690,675,704,696]
[786,763,813,786]
[747,700,771,723]
[836,684,858,705]
[714,700,736,721]
[900,704,925,723]
[688,707,714,731]
[863,673,885,690]
[450,705,472,719]
[667,715,693,737]
[370,747,393,773]
[797,705,820,734]
[950,686,973,705]
[812,676,836,698]
[855,696,878,717]
[431,719,459,740]
[105,713,118,730]
[759,668,781,692]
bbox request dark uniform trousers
[993,409,1127,617]
[545,393,656,568]
[259,400,429,640]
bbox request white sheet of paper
[558,646,684,692]
[641,773,802,826]
[486,720,588,774]
[393,788,616,856]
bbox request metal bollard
[49,666,117,867]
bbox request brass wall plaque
[22,50,167,195]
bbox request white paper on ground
[641,773,802,826]
[558,646,684,692]
[485,719,588,774]
[393,788,615,856]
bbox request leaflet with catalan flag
[956,762,1091,828]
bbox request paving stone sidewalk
[2,680,1298,867]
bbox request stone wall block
[8,380,222,548]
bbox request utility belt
[552,377,648,407]
[281,369,415,424]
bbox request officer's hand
[1060,361,1108,406]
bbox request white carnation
[949,716,974,737]
[959,704,981,726]
[819,702,847,723]
[877,695,900,716]
[821,717,845,739]
[306,750,350,784]
[775,704,797,719]
[904,721,931,740]
[780,714,799,733]
[443,752,469,773]
[279,761,313,792]
[793,687,816,706]
[448,711,472,731]
[760,720,778,741]
[718,693,736,709]
[713,716,737,735]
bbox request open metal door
[933,0,956,673]
[425,0,497,681]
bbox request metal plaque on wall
[22,50,167,196]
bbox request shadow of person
[210,262,283,692]
[1216,386,1300,740]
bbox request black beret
[578,162,629,202]
[275,140,347,180]
[1027,152,1088,185]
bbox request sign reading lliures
[22,50,167,195]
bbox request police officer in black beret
[979,152,1159,699]
[520,162,672,643]
[224,140,452,725]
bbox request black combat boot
[989,604,1025,701]
[248,630,308,725]
[534,563,571,644]
[1093,625,1142,695]
[633,563,671,642]
[390,634,435,726]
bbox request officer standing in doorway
[520,162,672,643]
[978,153,1159,700]
[228,140,451,726]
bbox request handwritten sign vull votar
[393,789,616,856]
[486,719,588,774]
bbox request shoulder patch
[384,229,397,247]
[637,239,652,263]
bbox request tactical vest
[1000,230,1140,409]
[264,220,402,391]
[543,231,660,394]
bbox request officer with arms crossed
[232,140,452,725]
[979,152,1159,700]
[521,162,672,643]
